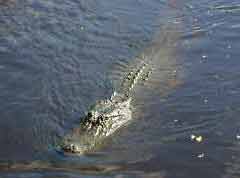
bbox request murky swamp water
[0,0,240,177]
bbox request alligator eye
[87,112,93,118]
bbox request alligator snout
[61,143,80,153]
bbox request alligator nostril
[62,143,78,153]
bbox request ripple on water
[213,4,240,13]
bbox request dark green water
[0,0,240,177]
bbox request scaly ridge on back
[118,55,151,97]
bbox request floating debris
[196,136,203,142]
[197,153,205,158]
[80,25,85,31]
[200,55,208,63]
[190,134,203,143]
[191,134,196,140]
[236,134,240,140]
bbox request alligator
[58,24,181,155]
[59,58,152,154]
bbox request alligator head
[59,93,132,155]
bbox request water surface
[0,0,240,177]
